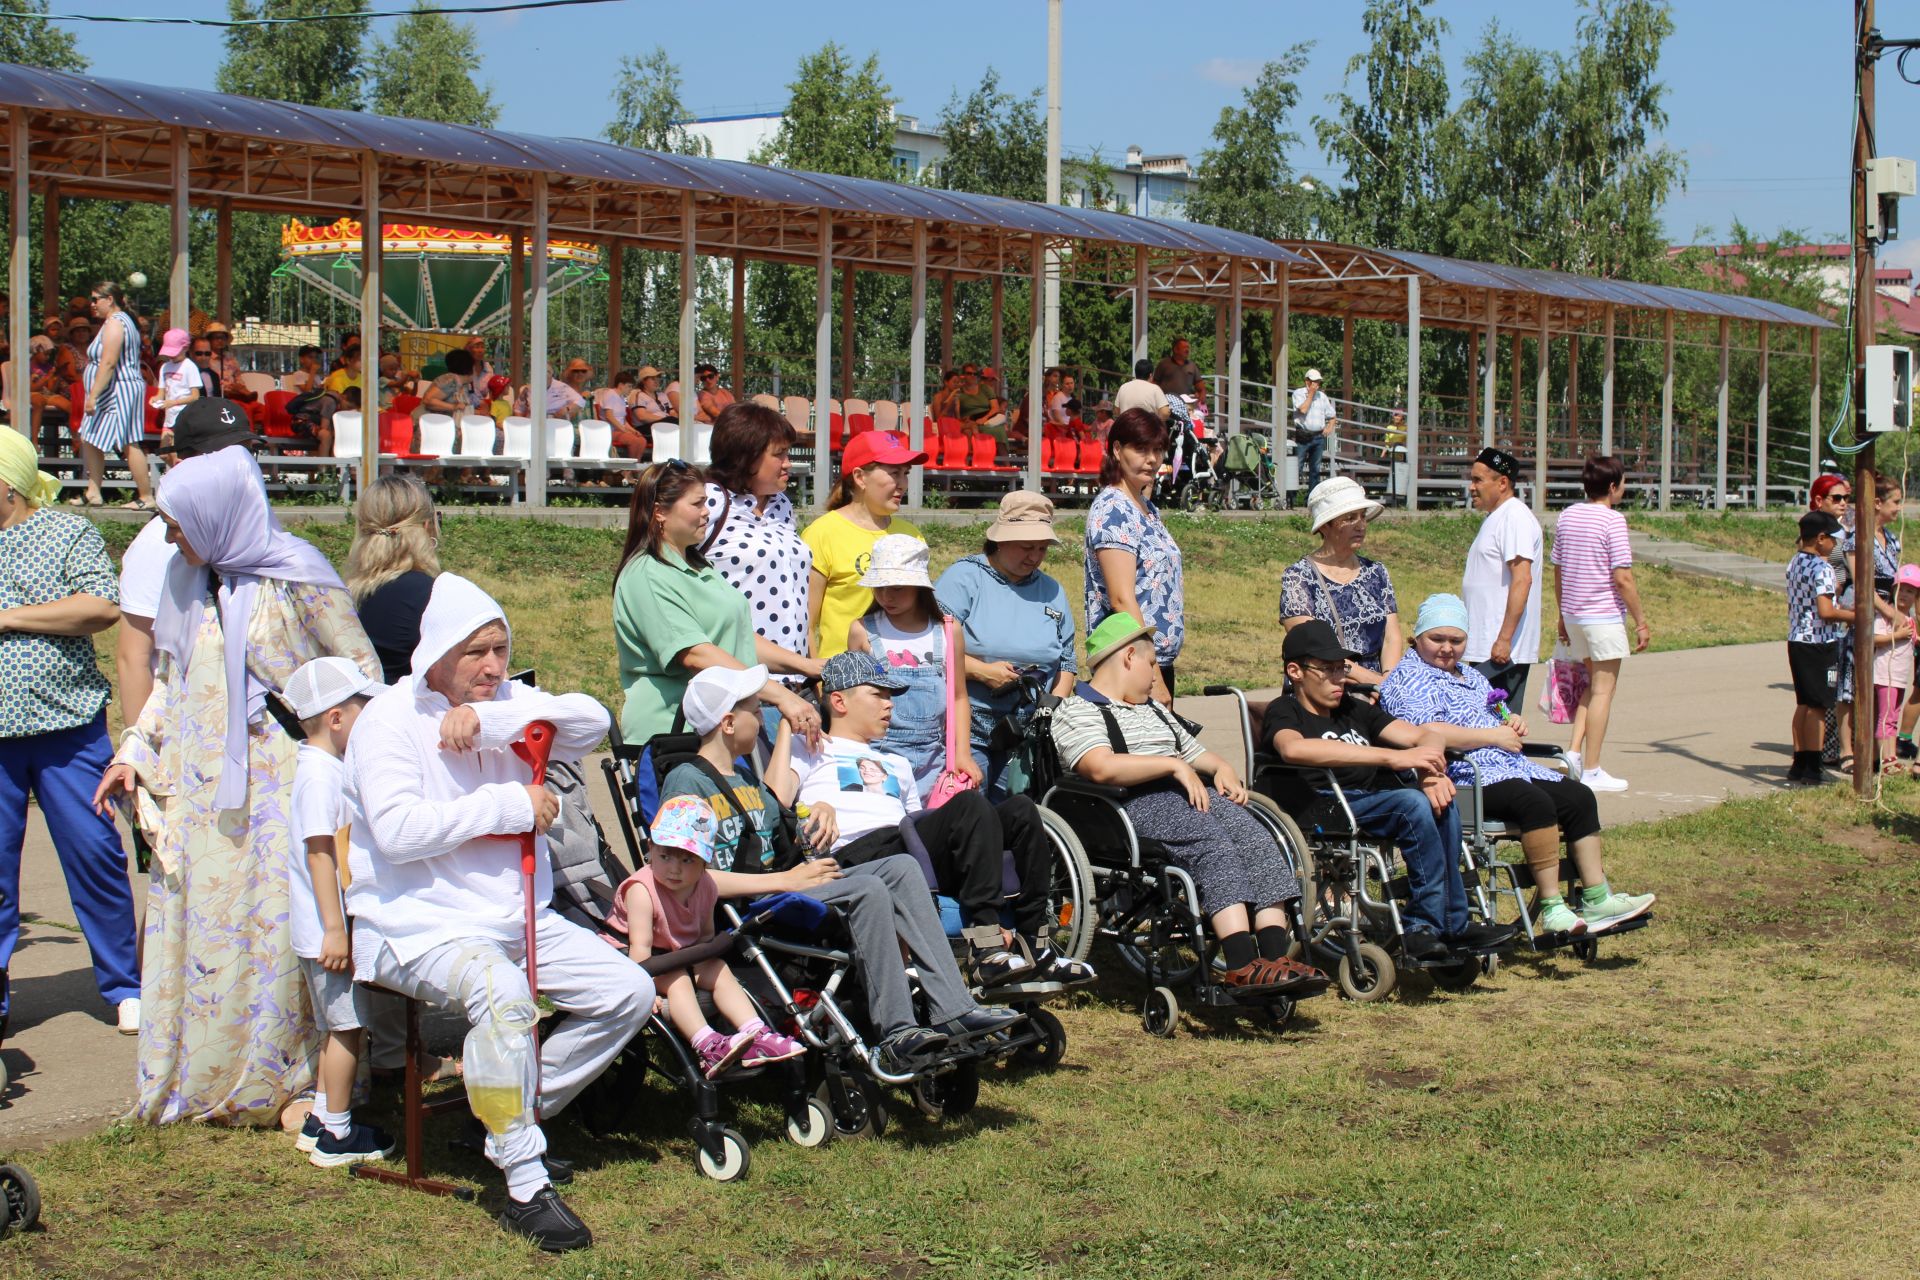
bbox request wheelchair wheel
[1571,937,1599,963]
[786,1095,834,1149]
[819,1077,887,1140]
[1429,958,1481,992]
[1244,794,1316,942]
[692,1124,751,1182]
[1141,986,1179,1038]
[1336,942,1397,1002]
[1036,808,1098,962]
[1016,1006,1067,1068]
[911,1063,980,1120]
[0,1163,38,1239]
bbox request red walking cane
[510,721,556,1100]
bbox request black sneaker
[1032,945,1097,987]
[875,1026,949,1074]
[497,1186,592,1253]
[295,1110,324,1154]
[1900,737,1919,762]
[308,1121,396,1169]
[1402,929,1451,963]
[1450,922,1519,952]
[937,1006,1024,1040]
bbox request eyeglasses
[190,349,211,357]
[1298,660,1348,678]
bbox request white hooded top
[343,573,610,970]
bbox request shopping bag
[1537,643,1589,725]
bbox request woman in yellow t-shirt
[802,430,927,659]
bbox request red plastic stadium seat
[264,390,296,437]
[379,411,414,455]
[848,413,875,436]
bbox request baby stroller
[1155,395,1219,511]
[1215,430,1276,511]
[594,730,1055,1151]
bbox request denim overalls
[868,613,949,802]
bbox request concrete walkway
[1,640,1797,1148]
[1625,530,1786,594]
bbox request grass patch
[90,510,1782,721]
[12,781,1920,1278]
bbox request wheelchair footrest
[974,979,1068,1005]
[1591,912,1652,938]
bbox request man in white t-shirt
[1113,358,1171,421]
[787,651,1087,993]
[1462,446,1543,707]
[1290,368,1337,495]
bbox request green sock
[1541,894,1565,909]
[1902,735,1915,744]
[1581,882,1610,908]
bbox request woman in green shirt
[614,461,821,751]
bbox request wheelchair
[1235,693,1520,1003]
[594,726,1066,1150]
[1012,685,1324,1038]
[1452,748,1654,963]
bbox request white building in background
[679,110,1194,222]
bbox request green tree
[1316,0,1450,251]
[1187,46,1314,242]
[605,47,711,155]
[0,0,83,71]
[367,2,498,126]
[215,0,368,111]
[931,69,1045,202]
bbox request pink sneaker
[741,1025,805,1068]
[696,1028,755,1079]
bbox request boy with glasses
[1260,620,1516,962]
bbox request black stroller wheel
[0,1164,40,1238]
[1015,1007,1067,1068]
[818,1077,887,1140]
[911,1063,980,1120]
[1429,957,1481,992]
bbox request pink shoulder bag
[924,615,979,810]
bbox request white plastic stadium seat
[331,411,363,458]
[457,415,496,456]
[781,395,811,434]
[845,397,872,420]
[750,393,779,410]
[417,413,456,456]
[279,373,307,392]
[239,371,277,397]
[547,420,576,460]
[687,421,713,466]
[651,422,683,462]
[576,419,613,460]
[872,400,899,433]
[501,417,533,459]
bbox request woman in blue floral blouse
[1084,408,1184,706]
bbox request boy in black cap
[1260,620,1516,960]
[1785,510,1855,783]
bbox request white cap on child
[284,656,384,721]
[681,664,770,736]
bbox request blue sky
[53,0,1920,264]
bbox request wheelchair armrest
[1048,775,1129,803]
[1520,743,1567,759]
[637,930,735,977]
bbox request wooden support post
[1567,331,1580,442]
[939,273,954,373]
[1659,310,1675,511]
[1601,303,1616,456]
[908,221,927,509]
[1534,305,1549,514]
[508,230,524,396]
[730,255,746,397]
[39,181,56,319]
[1341,312,1354,406]
[1757,322,1770,508]
[216,197,233,324]
[1406,274,1421,511]
[9,112,28,431]
[1467,328,1480,447]
[1272,262,1289,436]
[1227,257,1243,439]
[814,210,833,506]
[1482,292,1497,448]
[606,240,622,377]
[1810,335,1822,490]
[1027,235,1045,491]
[1510,324,1523,452]
[1131,244,1149,366]
[359,153,381,495]
[170,130,189,337]
[839,262,854,400]
[990,272,1004,380]
[1715,316,1730,510]
[528,172,549,507]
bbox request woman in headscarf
[93,445,380,1125]
[0,429,140,1038]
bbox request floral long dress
[117,580,378,1125]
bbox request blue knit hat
[1413,593,1470,637]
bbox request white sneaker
[1582,767,1628,793]
[1562,750,1583,780]
[117,997,141,1035]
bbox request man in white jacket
[345,574,649,1253]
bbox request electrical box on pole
[1865,344,1913,432]
[1867,156,1916,241]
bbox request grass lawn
[12,780,1920,1279]
[91,510,1783,720]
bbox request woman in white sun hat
[848,533,980,800]
[1279,476,1401,685]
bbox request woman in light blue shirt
[935,492,1077,799]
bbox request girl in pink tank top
[610,795,803,1078]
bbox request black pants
[836,791,1051,937]
[1480,777,1602,844]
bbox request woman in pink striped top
[1549,456,1651,792]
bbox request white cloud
[1195,57,1263,87]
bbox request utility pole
[1852,0,1877,796]
[1044,0,1062,369]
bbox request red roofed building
[1669,242,1920,337]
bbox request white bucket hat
[857,533,933,589]
[1307,476,1384,533]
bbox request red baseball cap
[841,429,927,471]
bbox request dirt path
[1,640,1797,1148]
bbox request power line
[0,0,618,27]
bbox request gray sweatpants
[806,853,973,1037]
[1122,788,1300,917]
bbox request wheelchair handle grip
[1201,684,1239,698]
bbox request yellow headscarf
[0,423,61,507]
